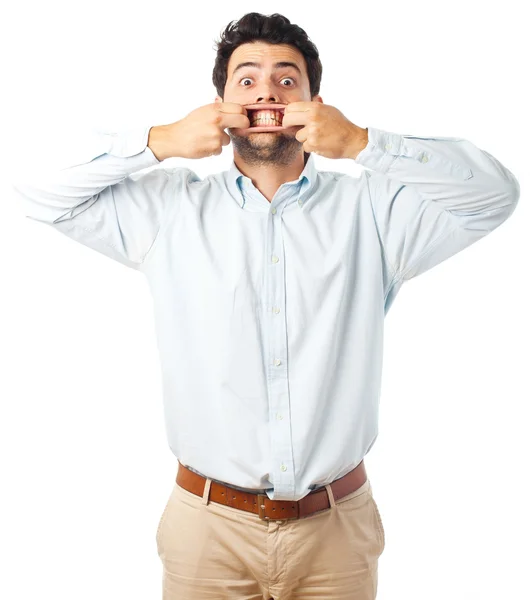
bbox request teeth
[251,110,282,126]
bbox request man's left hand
[281,102,368,160]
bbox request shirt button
[280,464,287,472]
[271,207,277,214]
[273,307,280,314]
[385,143,392,150]
[271,255,279,263]
[421,155,429,162]
[274,359,282,366]
[277,413,283,420]
[298,199,303,206]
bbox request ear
[214,96,223,104]
[312,95,324,104]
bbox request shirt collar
[224,151,318,210]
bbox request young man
[12,11,520,600]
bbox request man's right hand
[148,103,251,161]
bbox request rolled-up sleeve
[355,127,520,282]
[11,125,184,270]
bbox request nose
[255,94,279,104]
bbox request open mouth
[245,107,285,131]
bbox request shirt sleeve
[11,124,185,271]
[354,127,521,283]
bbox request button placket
[263,188,301,497]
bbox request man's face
[215,41,322,166]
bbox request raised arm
[353,127,520,284]
[11,125,191,270]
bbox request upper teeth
[251,110,282,125]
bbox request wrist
[348,126,369,160]
[147,125,172,162]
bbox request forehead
[228,42,306,75]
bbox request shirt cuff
[354,126,404,173]
[101,124,161,165]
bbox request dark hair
[212,12,323,100]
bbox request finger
[217,102,249,115]
[282,101,315,127]
[221,131,231,146]
[284,101,315,112]
[295,126,309,144]
[223,113,251,130]
[215,102,249,129]
[281,110,311,129]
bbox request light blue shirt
[12,124,520,500]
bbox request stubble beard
[228,130,302,167]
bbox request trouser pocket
[156,484,176,553]
[369,495,385,553]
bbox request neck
[234,151,309,203]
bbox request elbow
[502,165,520,207]
[510,177,521,207]
[12,183,54,224]
[11,182,35,221]
[498,176,520,215]
[492,183,520,229]
[502,178,521,222]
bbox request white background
[1,1,528,599]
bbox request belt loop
[202,477,212,505]
[325,483,336,509]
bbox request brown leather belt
[176,459,367,521]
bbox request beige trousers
[156,476,385,599]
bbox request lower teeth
[252,121,280,126]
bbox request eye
[238,77,296,86]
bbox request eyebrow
[231,61,302,78]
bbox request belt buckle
[257,494,270,521]
[257,493,300,521]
